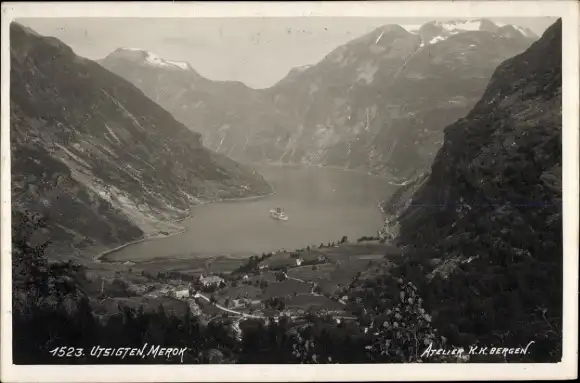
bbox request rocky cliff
[10,23,272,259]
[101,19,537,181]
[385,19,562,360]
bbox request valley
[9,16,564,365]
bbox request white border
[1,1,578,382]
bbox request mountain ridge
[100,18,538,181]
[103,18,538,91]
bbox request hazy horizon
[17,17,557,89]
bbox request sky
[17,17,557,89]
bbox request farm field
[248,271,279,283]
[137,257,210,274]
[262,280,312,299]
[206,257,245,274]
[297,249,327,262]
[258,252,297,269]
[317,242,396,262]
[219,285,263,300]
[286,295,344,311]
[317,261,370,295]
[357,254,386,260]
[286,264,335,282]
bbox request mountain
[98,49,284,160]
[381,19,562,360]
[100,18,537,181]
[416,19,538,45]
[10,23,272,259]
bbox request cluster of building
[144,273,226,300]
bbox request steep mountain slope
[382,19,562,360]
[101,19,537,181]
[10,23,272,259]
[98,49,288,159]
[263,20,536,179]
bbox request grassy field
[317,242,397,262]
[206,257,245,274]
[286,295,344,310]
[137,257,209,274]
[263,280,312,299]
[286,264,335,282]
[219,285,263,300]
[258,252,298,269]
[248,271,279,283]
[297,249,327,262]
[357,254,386,260]
[315,261,370,296]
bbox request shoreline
[95,163,398,264]
[95,190,275,263]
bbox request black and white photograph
[1,1,578,382]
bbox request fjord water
[108,164,397,262]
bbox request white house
[296,258,304,266]
[175,289,190,299]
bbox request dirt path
[195,292,263,319]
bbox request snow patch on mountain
[401,25,421,34]
[295,64,313,73]
[511,25,537,38]
[115,48,192,70]
[164,59,191,70]
[144,52,190,70]
[429,36,446,45]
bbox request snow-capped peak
[415,18,537,46]
[110,48,192,71]
[432,19,485,33]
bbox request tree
[365,278,457,363]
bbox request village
[87,235,400,342]
[119,237,392,320]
